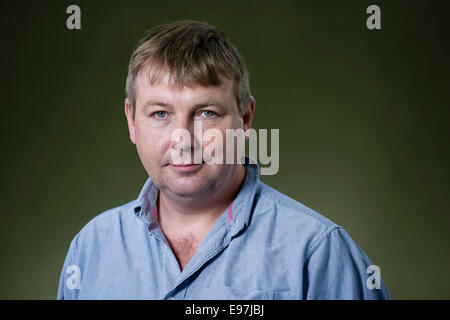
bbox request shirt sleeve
[304,227,390,300]
[57,237,81,300]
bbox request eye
[153,111,167,119]
[201,110,217,118]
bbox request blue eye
[154,111,167,119]
[201,110,216,118]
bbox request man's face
[125,68,253,199]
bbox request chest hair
[167,234,203,270]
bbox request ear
[125,98,136,145]
[243,96,255,141]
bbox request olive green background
[1,0,449,299]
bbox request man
[57,20,390,299]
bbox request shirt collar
[133,155,260,237]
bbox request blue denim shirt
[57,157,390,299]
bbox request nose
[170,116,202,160]
[171,134,192,154]
[170,116,193,149]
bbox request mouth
[169,162,204,172]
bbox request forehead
[134,66,236,109]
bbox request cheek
[200,117,244,161]
[135,126,171,161]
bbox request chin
[168,179,211,197]
[169,187,206,198]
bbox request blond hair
[125,20,252,118]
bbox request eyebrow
[142,100,225,110]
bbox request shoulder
[252,180,343,256]
[68,200,141,255]
[255,180,339,231]
[257,181,337,227]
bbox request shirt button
[166,296,176,300]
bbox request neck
[157,164,246,232]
